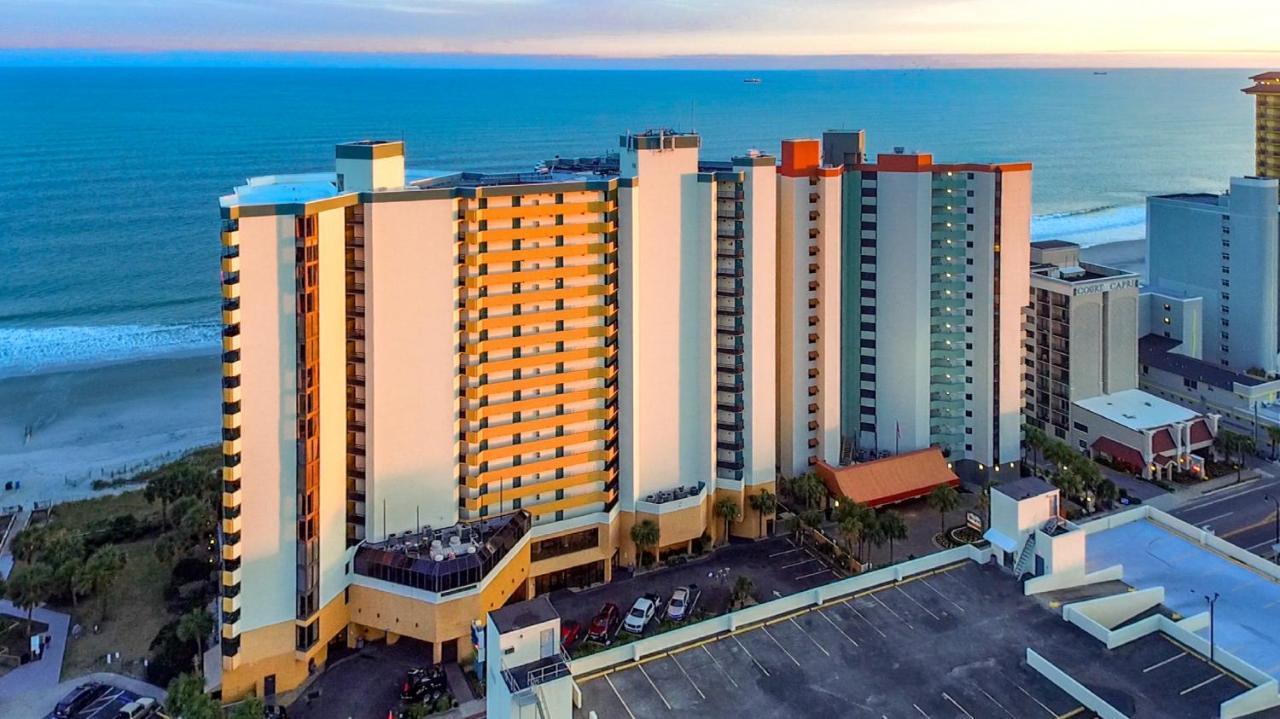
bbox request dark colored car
[401,666,447,701]
[587,603,622,644]
[55,682,109,719]
[560,619,583,650]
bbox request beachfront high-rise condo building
[776,138,842,477]
[1244,72,1280,178]
[1147,176,1280,375]
[834,141,1032,479]
[1023,241,1140,441]
[216,132,785,700]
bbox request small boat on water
[743,77,762,84]
[1093,71,1109,76]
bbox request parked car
[401,666,447,702]
[115,696,157,719]
[623,593,663,634]
[560,619,583,650]
[587,602,622,643]
[666,584,701,622]
[55,683,109,719]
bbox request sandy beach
[1080,237,1146,279]
[0,353,220,508]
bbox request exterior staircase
[1013,533,1038,579]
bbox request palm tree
[145,464,202,529]
[84,545,127,621]
[879,511,908,563]
[731,575,755,609]
[975,479,997,529]
[176,609,214,675]
[1052,466,1085,503]
[1023,426,1048,469]
[6,564,52,642]
[748,489,777,538]
[864,514,888,563]
[836,510,863,562]
[792,472,827,511]
[714,496,742,545]
[1268,426,1280,461]
[926,484,960,535]
[1094,478,1119,509]
[629,520,660,569]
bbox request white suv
[622,594,660,634]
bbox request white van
[115,696,157,719]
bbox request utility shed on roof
[815,448,959,508]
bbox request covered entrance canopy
[815,448,960,508]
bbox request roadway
[1168,464,1280,562]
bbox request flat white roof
[1073,388,1200,431]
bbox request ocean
[0,67,1256,377]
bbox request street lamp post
[1197,591,1221,664]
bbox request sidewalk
[0,599,70,699]
[1144,468,1264,512]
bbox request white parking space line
[670,652,706,700]
[978,687,1017,718]
[844,602,888,638]
[818,607,860,646]
[790,616,831,656]
[782,557,818,569]
[897,585,942,621]
[1195,511,1236,526]
[702,645,739,688]
[733,634,771,677]
[1180,673,1224,695]
[637,663,672,710]
[919,577,966,613]
[1006,678,1056,717]
[796,568,834,580]
[912,703,930,717]
[1247,538,1275,550]
[605,673,638,719]
[1143,651,1186,672]
[872,592,915,629]
[770,547,802,558]
[942,691,975,718]
[762,625,803,666]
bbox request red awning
[1189,419,1213,445]
[815,448,959,508]
[1092,436,1144,469]
[1151,429,1175,454]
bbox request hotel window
[1221,344,1230,353]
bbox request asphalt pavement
[1169,469,1280,561]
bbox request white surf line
[942,692,975,719]
[817,608,860,647]
[1180,673,1225,695]
[873,591,915,629]
[702,645,739,688]
[733,634,771,677]
[1143,651,1186,672]
[919,577,966,613]
[897,585,942,621]
[978,687,1016,718]
[782,557,818,569]
[912,704,930,717]
[845,603,889,639]
[604,673,637,719]
[762,625,803,666]
[790,616,831,656]
[670,652,706,700]
[637,662,672,710]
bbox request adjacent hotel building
[836,142,1032,478]
[217,131,1031,699]
[1244,72,1280,178]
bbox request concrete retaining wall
[1026,648,1127,719]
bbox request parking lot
[573,561,1266,718]
[44,684,148,719]
[548,535,842,648]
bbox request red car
[560,619,583,650]
[587,603,621,644]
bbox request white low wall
[1221,681,1280,719]
[1147,507,1280,583]
[1026,648,1127,719]
[571,544,988,677]
[1024,564,1124,595]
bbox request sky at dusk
[4,0,1280,67]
